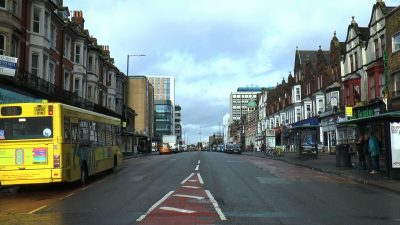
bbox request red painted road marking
[137,172,226,225]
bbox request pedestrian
[363,133,372,171]
[368,132,380,174]
[356,135,366,170]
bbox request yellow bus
[0,102,123,186]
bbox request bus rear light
[54,154,60,168]
[48,105,53,115]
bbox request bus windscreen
[0,117,53,140]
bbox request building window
[379,73,385,98]
[88,56,93,72]
[295,87,300,101]
[64,36,71,59]
[0,0,6,9]
[349,54,354,72]
[74,78,80,95]
[380,35,385,53]
[0,34,5,55]
[50,24,56,48]
[354,51,358,69]
[296,108,301,122]
[12,0,18,15]
[370,76,376,99]
[31,53,39,76]
[306,104,311,118]
[42,55,48,79]
[49,62,55,84]
[374,39,380,59]
[44,11,50,38]
[11,36,18,57]
[318,99,323,114]
[394,72,400,97]
[75,44,81,63]
[64,70,70,91]
[393,33,400,52]
[88,86,92,98]
[32,7,41,33]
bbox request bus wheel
[80,163,88,185]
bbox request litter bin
[336,144,352,167]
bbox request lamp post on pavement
[126,54,146,76]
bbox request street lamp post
[126,54,146,76]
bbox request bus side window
[64,117,71,143]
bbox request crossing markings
[182,185,201,189]
[136,191,175,222]
[159,206,196,214]
[197,173,204,184]
[181,173,194,184]
[206,190,227,221]
[173,194,205,200]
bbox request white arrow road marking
[182,185,201,189]
[195,165,199,171]
[206,190,227,221]
[136,191,174,222]
[197,173,204,184]
[181,173,194,184]
[160,207,196,214]
[173,194,205,200]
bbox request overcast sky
[65,0,399,144]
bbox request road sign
[0,55,18,77]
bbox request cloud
[64,0,399,143]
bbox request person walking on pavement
[356,135,366,170]
[368,132,380,174]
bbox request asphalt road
[1,151,400,225]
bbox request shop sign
[0,55,18,77]
[353,105,384,119]
[345,107,353,117]
[390,122,400,168]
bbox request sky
[65,0,399,144]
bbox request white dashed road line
[198,160,201,164]
[136,191,175,222]
[197,173,204,184]
[181,173,195,184]
[173,194,205,200]
[159,206,196,214]
[205,190,227,221]
[195,164,199,171]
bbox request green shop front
[338,101,400,179]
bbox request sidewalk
[243,151,400,194]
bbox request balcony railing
[17,72,94,110]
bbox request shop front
[338,101,400,179]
